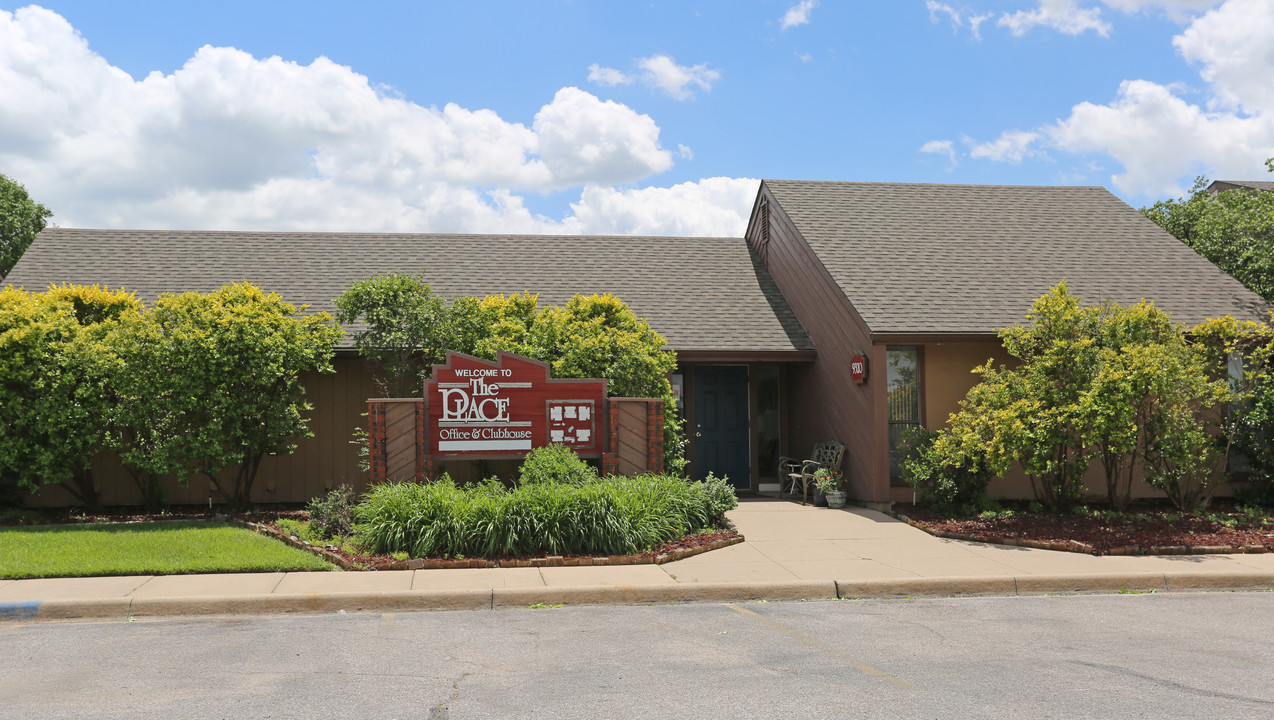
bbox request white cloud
[586,63,632,87]
[1173,0,1274,114]
[927,2,995,40]
[532,87,673,186]
[927,1,963,30]
[796,52,814,62]
[998,0,1113,37]
[968,12,994,38]
[0,7,756,236]
[967,130,1042,163]
[966,0,1274,197]
[919,139,959,168]
[635,55,721,100]
[563,178,760,237]
[781,0,818,29]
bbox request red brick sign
[424,351,608,458]
[850,352,868,384]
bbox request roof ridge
[762,179,1108,191]
[38,228,745,242]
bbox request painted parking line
[726,603,917,690]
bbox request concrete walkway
[4,498,1274,621]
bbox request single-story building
[5,180,1268,508]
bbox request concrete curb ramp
[8,572,1274,622]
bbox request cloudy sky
[0,0,1271,236]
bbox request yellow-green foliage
[116,282,343,508]
[457,292,686,473]
[0,284,140,506]
[1193,315,1274,505]
[912,283,1239,512]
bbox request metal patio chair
[778,440,846,506]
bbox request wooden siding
[745,184,887,502]
[615,401,649,476]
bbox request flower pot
[812,486,828,507]
[825,490,847,508]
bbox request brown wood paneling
[615,402,649,476]
[745,183,884,502]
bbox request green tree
[333,272,451,397]
[458,292,687,473]
[0,284,140,508]
[116,283,342,509]
[1194,316,1274,505]
[1080,301,1183,510]
[1141,162,1274,303]
[0,174,52,279]
[996,283,1102,509]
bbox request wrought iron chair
[778,440,846,506]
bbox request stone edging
[237,520,364,571]
[239,519,743,570]
[891,512,1272,557]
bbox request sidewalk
[4,498,1274,622]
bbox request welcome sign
[424,351,608,458]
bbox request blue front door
[692,365,750,489]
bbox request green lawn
[0,521,334,579]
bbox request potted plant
[812,468,846,508]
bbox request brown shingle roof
[3,229,813,354]
[1210,180,1274,193]
[764,180,1269,334]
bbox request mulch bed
[893,502,1274,556]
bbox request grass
[0,520,334,579]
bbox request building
[5,181,1267,508]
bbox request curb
[11,572,1274,622]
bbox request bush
[517,444,598,486]
[695,472,738,527]
[353,472,716,559]
[900,427,992,515]
[306,485,355,539]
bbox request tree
[0,173,52,279]
[996,283,1102,509]
[1141,162,1274,303]
[914,284,1236,512]
[0,284,140,508]
[457,292,688,473]
[1193,316,1274,506]
[333,272,451,397]
[116,283,342,509]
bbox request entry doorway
[692,365,750,489]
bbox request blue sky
[1,1,1270,235]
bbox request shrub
[353,472,716,559]
[517,444,598,486]
[695,472,738,527]
[306,485,356,539]
[900,426,992,515]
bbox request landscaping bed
[255,520,742,570]
[894,502,1274,556]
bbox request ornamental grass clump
[354,448,735,559]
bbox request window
[755,365,781,477]
[887,346,921,480]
